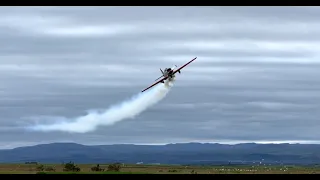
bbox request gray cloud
[0,6,320,148]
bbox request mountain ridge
[1,142,320,165]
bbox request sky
[1,6,320,149]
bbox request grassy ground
[0,163,319,174]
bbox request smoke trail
[27,79,175,133]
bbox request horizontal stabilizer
[155,75,163,81]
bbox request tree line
[35,161,122,172]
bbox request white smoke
[27,79,175,133]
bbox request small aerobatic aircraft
[141,57,197,92]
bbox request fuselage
[156,66,178,83]
[164,68,175,79]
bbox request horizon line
[2,140,320,150]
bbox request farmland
[0,163,319,174]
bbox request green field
[35,171,148,174]
[0,163,319,174]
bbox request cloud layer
[0,6,320,148]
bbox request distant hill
[0,142,320,165]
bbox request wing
[141,76,168,92]
[172,57,197,75]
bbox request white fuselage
[163,68,175,80]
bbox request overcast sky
[1,6,320,149]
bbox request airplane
[141,57,197,92]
